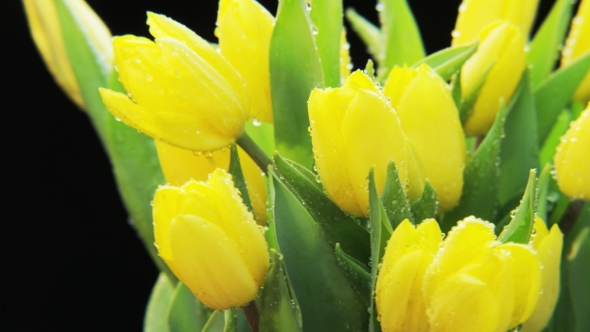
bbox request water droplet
[451,30,461,38]
[253,118,261,126]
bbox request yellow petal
[217,0,274,123]
[427,273,500,332]
[238,148,268,225]
[383,65,420,110]
[562,0,590,103]
[462,21,526,136]
[393,65,466,211]
[405,137,427,203]
[152,185,181,263]
[554,106,590,200]
[531,215,550,249]
[168,214,259,309]
[341,89,409,215]
[522,225,563,332]
[98,88,159,139]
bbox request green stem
[236,133,272,175]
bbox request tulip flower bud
[99,13,249,152]
[384,65,466,212]
[554,106,590,200]
[423,217,542,331]
[451,0,539,46]
[308,70,425,217]
[462,21,526,136]
[153,169,269,310]
[522,217,563,332]
[216,0,274,123]
[23,0,113,109]
[562,0,590,103]
[155,141,267,224]
[375,219,442,332]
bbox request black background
[4,0,555,330]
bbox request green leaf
[412,41,478,81]
[228,144,253,213]
[459,62,494,124]
[451,71,462,109]
[548,192,571,226]
[568,227,590,332]
[499,71,539,207]
[410,181,439,223]
[378,0,425,80]
[443,103,507,231]
[368,168,391,332]
[167,283,215,332]
[381,161,414,228]
[528,0,574,87]
[345,8,384,66]
[223,311,236,332]
[540,110,572,167]
[310,0,343,87]
[55,0,174,281]
[334,243,371,307]
[270,0,324,170]
[536,164,553,223]
[259,249,303,332]
[245,122,274,158]
[270,172,368,331]
[535,52,590,145]
[144,273,175,332]
[499,169,537,244]
[201,311,225,332]
[273,153,370,262]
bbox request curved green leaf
[540,110,572,167]
[412,41,478,81]
[310,0,343,87]
[381,161,413,228]
[167,283,215,332]
[334,243,371,307]
[535,52,590,145]
[270,0,324,170]
[499,169,537,244]
[259,249,303,332]
[410,181,439,223]
[345,8,384,66]
[273,154,370,262]
[144,273,175,332]
[270,172,368,331]
[228,144,252,213]
[568,227,590,332]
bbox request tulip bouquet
[23,0,590,331]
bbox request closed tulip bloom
[308,70,425,217]
[554,106,590,200]
[23,0,112,109]
[155,141,267,224]
[376,219,442,332]
[462,21,526,136]
[451,0,539,45]
[99,13,249,152]
[216,0,274,123]
[562,0,590,103]
[153,169,269,309]
[423,217,542,332]
[522,217,563,332]
[384,65,466,211]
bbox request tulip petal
[169,214,258,309]
[153,186,181,262]
[98,88,159,139]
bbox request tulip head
[554,106,590,200]
[153,169,269,309]
[522,217,563,332]
[99,13,249,152]
[375,219,442,332]
[451,0,539,46]
[461,21,526,136]
[308,70,425,217]
[216,0,274,123]
[562,0,590,103]
[23,0,112,109]
[384,65,466,212]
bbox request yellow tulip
[554,105,590,200]
[562,0,590,103]
[375,219,442,332]
[308,70,425,217]
[155,141,267,224]
[99,12,249,152]
[462,21,526,136]
[216,0,274,123]
[153,168,269,309]
[23,0,112,109]
[451,0,539,46]
[383,65,466,212]
[522,217,563,332]
[423,216,541,332]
